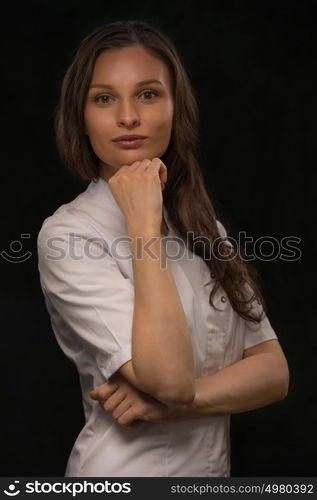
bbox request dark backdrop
[1,0,315,476]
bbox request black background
[1,0,315,476]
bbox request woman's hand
[89,372,176,427]
[107,158,168,235]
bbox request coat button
[221,296,227,303]
[210,273,215,279]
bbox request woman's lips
[113,138,147,149]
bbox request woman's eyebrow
[89,79,164,90]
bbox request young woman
[37,20,289,477]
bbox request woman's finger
[149,157,168,185]
[125,158,151,173]
[142,157,167,184]
[133,157,168,185]
[103,390,126,412]
[89,381,119,401]
[112,398,133,420]
[116,405,139,427]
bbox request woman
[37,20,289,477]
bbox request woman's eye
[93,90,158,105]
[94,95,113,104]
[139,90,158,100]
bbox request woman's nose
[117,99,141,127]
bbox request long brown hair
[54,19,266,323]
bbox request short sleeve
[216,219,278,350]
[243,301,278,350]
[37,214,134,380]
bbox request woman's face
[84,44,174,180]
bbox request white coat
[37,177,277,477]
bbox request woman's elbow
[156,379,195,407]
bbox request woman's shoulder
[38,177,126,243]
[37,203,96,242]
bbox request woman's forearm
[163,353,289,421]
[128,224,195,405]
